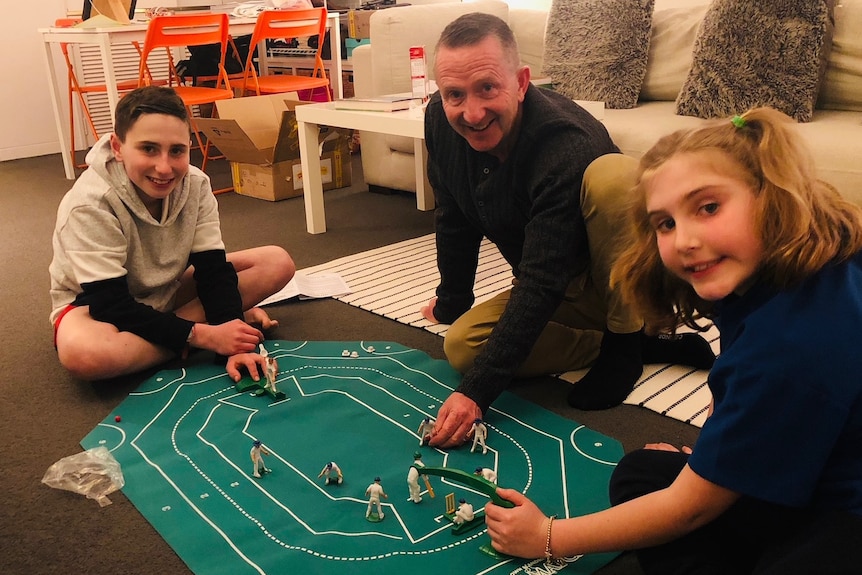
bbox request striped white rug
[300,233,717,427]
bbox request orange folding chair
[178,35,249,87]
[137,13,234,173]
[56,18,146,169]
[233,8,331,101]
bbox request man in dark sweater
[421,13,714,448]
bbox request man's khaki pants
[444,154,643,377]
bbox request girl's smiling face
[645,150,765,301]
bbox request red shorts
[53,304,77,349]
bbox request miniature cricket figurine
[259,344,278,394]
[250,440,271,478]
[318,461,343,485]
[417,416,436,446]
[470,418,488,454]
[365,477,388,521]
[453,498,475,525]
[474,466,497,484]
[407,452,427,503]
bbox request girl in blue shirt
[485,107,862,573]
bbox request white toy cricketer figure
[318,461,343,485]
[453,498,475,525]
[259,344,278,394]
[417,416,436,445]
[250,440,271,478]
[407,452,426,503]
[475,466,497,484]
[470,418,488,454]
[365,477,388,520]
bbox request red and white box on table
[409,46,430,102]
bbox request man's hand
[226,352,270,383]
[421,297,439,324]
[485,488,546,559]
[428,392,482,448]
[192,319,263,356]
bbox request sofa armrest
[351,44,374,98]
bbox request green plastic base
[479,542,509,560]
[235,377,286,401]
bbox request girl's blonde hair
[610,107,862,334]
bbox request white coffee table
[295,100,432,234]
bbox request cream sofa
[352,0,862,206]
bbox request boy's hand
[226,352,269,382]
[193,320,263,356]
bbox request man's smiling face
[434,35,530,162]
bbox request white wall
[0,0,70,162]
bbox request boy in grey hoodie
[50,86,294,382]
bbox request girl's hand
[644,442,693,454]
[484,488,548,558]
[226,352,268,382]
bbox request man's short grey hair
[435,12,520,68]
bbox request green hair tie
[731,115,746,128]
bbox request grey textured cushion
[676,0,835,122]
[543,0,655,109]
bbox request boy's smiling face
[110,112,190,212]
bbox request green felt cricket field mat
[82,341,624,575]
[297,234,718,427]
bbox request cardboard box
[198,94,352,201]
[348,10,372,39]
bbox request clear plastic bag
[42,446,125,507]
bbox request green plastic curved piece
[412,465,514,508]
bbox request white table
[39,12,343,180]
[295,101,433,234]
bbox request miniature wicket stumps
[445,492,456,515]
